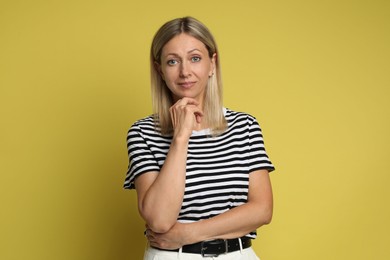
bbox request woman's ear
[154,61,165,80]
[209,53,217,77]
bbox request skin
[158,33,215,110]
[135,33,273,249]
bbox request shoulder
[224,108,258,126]
[132,115,155,128]
[127,115,158,136]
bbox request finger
[183,97,199,105]
[171,104,199,121]
[169,106,176,127]
[194,112,203,124]
[174,97,199,107]
[146,232,155,242]
[184,106,204,125]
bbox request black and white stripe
[124,108,274,238]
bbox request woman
[124,16,275,259]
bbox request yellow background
[1,0,389,259]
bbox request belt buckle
[201,239,228,257]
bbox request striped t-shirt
[124,108,275,238]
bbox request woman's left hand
[145,222,191,250]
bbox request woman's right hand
[170,98,203,140]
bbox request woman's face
[157,33,216,105]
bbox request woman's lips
[178,81,196,88]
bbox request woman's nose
[179,62,191,78]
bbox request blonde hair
[150,16,226,135]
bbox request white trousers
[143,246,260,260]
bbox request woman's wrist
[182,221,205,245]
[171,134,191,147]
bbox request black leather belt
[153,237,252,257]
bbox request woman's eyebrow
[188,48,201,53]
[164,49,202,58]
[165,53,180,57]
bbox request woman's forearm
[183,170,273,244]
[137,137,189,233]
[146,196,273,250]
[185,200,272,243]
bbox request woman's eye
[191,56,201,62]
[167,60,178,65]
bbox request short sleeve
[247,117,275,173]
[123,124,160,189]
